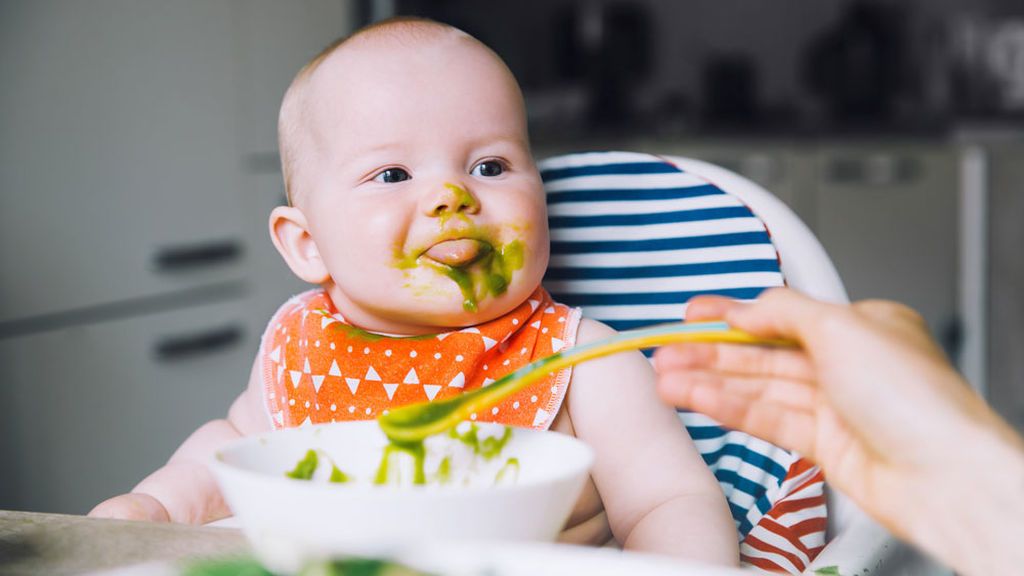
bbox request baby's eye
[471,160,505,178]
[373,168,410,184]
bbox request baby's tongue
[425,239,488,267]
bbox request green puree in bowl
[285,449,350,484]
[285,425,517,487]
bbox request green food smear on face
[286,449,318,480]
[286,449,351,483]
[440,266,480,312]
[437,183,477,229]
[494,457,520,485]
[439,239,525,312]
[814,567,843,576]
[393,222,527,312]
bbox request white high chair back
[540,152,942,575]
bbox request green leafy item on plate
[184,556,436,576]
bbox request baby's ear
[268,206,331,284]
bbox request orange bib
[260,287,581,431]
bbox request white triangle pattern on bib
[268,289,575,431]
[403,368,419,384]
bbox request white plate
[89,541,750,576]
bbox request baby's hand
[89,492,170,522]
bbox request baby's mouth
[422,238,491,267]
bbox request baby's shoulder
[568,316,654,385]
[573,316,617,345]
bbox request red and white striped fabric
[741,459,827,573]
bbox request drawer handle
[154,325,243,362]
[153,240,242,272]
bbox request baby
[90,18,737,565]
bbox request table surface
[0,509,248,575]
[0,509,762,576]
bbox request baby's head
[270,18,548,335]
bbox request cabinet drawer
[0,0,246,324]
[0,297,264,514]
[813,144,960,350]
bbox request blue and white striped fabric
[543,151,783,333]
[540,151,827,573]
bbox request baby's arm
[565,318,738,565]
[88,357,270,523]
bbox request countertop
[0,509,248,575]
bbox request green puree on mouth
[394,231,526,313]
[434,239,524,312]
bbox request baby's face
[297,37,547,333]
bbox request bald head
[277,18,523,206]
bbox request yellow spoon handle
[379,321,793,443]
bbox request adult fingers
[724,288,846,346]
[657,369,818,413]
[683,294,744,322]
[656,370,818,455]
[654,341,816,383]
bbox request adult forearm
[907,430,1024,576]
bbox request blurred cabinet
[554,139,963,356]
[811,144,961,355]
[985,142,1024,430]
[0,1,248,322]
[0,298,264,514]
[229,0,347,323]
[0,0,351,513]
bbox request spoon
[378,321,793,444]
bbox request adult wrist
[908,426,1024,576]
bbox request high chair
[539,151,948,575]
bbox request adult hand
[653,288,1024,576]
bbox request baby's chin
[404,287,533,330]
[350,280,537,334]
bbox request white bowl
[210,421,593,573]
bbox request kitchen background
[1,0,1022,518]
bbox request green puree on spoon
[377,321,795,445]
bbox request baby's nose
[425,182,480,217]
